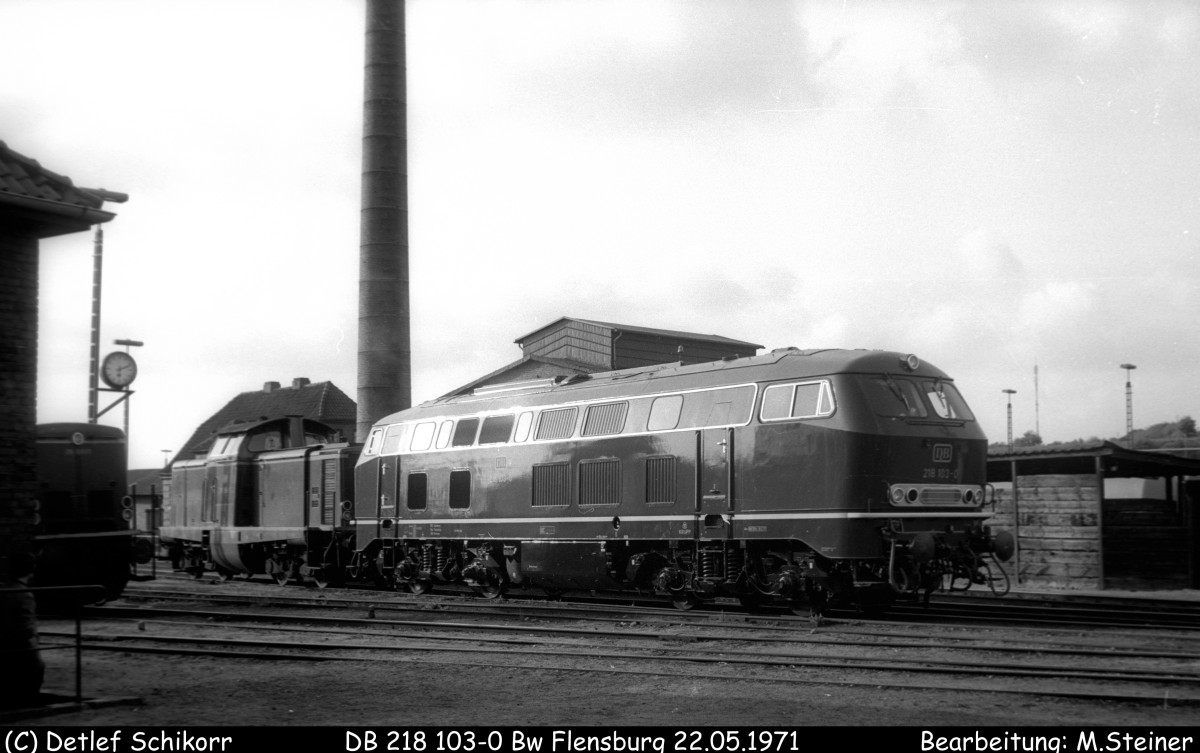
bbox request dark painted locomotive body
[34,422,143,599]
[160,416,357,585]
[352,348,1012,610]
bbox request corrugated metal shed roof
[514,317,763,349]
[987,440,1200,481]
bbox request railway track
[36,576,1200,707]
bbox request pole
[87,226,103,423]
[1003,389,1017,450]
[1120,363,1136,446]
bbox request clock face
[101,351,138,388]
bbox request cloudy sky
[4,0,1197,469]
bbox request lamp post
[1002,389,1017,450]
[1120,363,1137,446]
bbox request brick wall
[0,231,39,581]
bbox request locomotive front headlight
[901,354,920,371]
[907,488,920,503]
[890,486,906,505]
[963,488,976,504]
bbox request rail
[0,584,107,705]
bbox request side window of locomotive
[792,381,834,418]
[406,472,427,510]
[514,412,534,442]
[364,428,384,456]
[247,430,283,453]
[449,470,471,508]
[582,402,628,437]
[479,414,515,445]
[864,377,928,418]
[451,418,479,447]
[535,407,578,440]
[381,424,408,454]
[435,420,453,449]
[922,381,975,421]
[760,381,834,421]
[410,422,436,451]
[647,395,683,431]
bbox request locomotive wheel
[313,570,341,589]
[474,583,504,599]
[670,592,699,611]
[407,580,433,596]
[273,570,290,586]
[216,568,235,582]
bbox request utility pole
[1003,389,1017,450]
[1120,363,1137,446]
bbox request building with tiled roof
[0,140,124,237]
[444,317,763,397]
[173,378,356,464]
[2,139,124,596]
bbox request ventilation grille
[532,463,571,507]
[645,456,677,504]
[579,458,621,506]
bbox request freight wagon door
[697,427,734,540]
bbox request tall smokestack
[357,0,411,440]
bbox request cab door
[697,427,734,540]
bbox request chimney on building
[263,381,281,393]
[292,378,311,389]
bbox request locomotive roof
[383,348,954,423]
[37,422,126,440]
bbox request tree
[1014,430,1043,448]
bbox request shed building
[987,442,1200,591]
[444,317,762,397]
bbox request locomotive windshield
[861,376,975,421]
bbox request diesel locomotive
[162,347,1013,614]
[34,422,149,600]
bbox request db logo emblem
[933,444,953,463]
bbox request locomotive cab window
[381,424,408,454]
[435,420,453,449]
[923,380,975,421]
[760,380,834,422]
[863,376,928,418]
[364,428,384,456]
[514,412,534,442]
